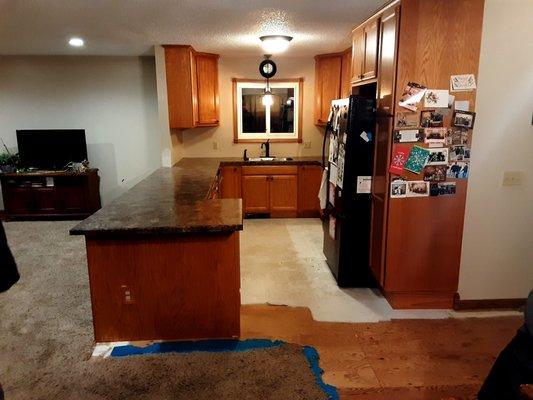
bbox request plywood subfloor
[241,304,523,400]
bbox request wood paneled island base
[85,232,240,342]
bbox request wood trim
[232,78,303,83]
[453,293,526,311]
[232,78,238,143]
[385,291,456,309]
[235,138,301,144]
[232,78,304,144]
[242,165,298,176]
[352,0,401,32]
[297,77,303,143]
[314,48,351,60]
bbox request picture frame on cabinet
[420,110,444,128]
[390,179,407,198]
[452,110,476,129]
[446,128,469,145]
[427,148,449,165]
[394,129,423,143]
[423,127,447,145]
[430,182,456,196]
[447,162,469,179]
[406,181,430,197]
[395,112,419,129]
[449,145,471,162]
[423,165,447,182]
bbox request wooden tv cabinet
[0,169,101,220]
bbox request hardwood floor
[241,304,523,399]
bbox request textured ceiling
[0,0,388,56]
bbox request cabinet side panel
[385,0,484,297]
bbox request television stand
[0,169,101,220]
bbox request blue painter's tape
[111,338,284,357]
[303,346,339,400]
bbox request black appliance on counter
[321,95,377,287]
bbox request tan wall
[458,0,533,300]
[173,56,324,159]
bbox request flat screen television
[16,129,88,170]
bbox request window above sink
[232,78,303,143]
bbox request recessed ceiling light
[68,37,84,47]
[260,35,293,54]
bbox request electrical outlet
[304,141,312,149]
[121,285,134,304]
[213,141,219,150]
[502,171,523,186]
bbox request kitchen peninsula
[71,157,322,343]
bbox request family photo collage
[389,75,476,198]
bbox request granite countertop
[70,157,322,236]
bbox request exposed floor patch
[240,218,521,323]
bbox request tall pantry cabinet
[361,0,485,308]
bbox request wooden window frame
[232,78,304,143]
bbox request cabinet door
[340,49,352,98]
[350,27,364,83]
[369,117,393,285]
[195,53,220,126]
[314,55,342,125]
[297,165,322,217]
[242,175,269,214]
[220,166,241,199]
[164,46,197,129]
[362,18,380,80]
[376,7,399,116]
[270,175,298,217]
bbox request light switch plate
[304,141,312,149]
[213,141,219,150]
[502,171,523,186]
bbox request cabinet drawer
[242,165,297,176]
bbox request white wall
[175,56,324,159]
[0,56,161,206]
[458,0,533,300]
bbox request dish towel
[318,167,328,210]
[0,221,19,293]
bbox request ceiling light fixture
[260,35,293,54]
[68,37,84,47]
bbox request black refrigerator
[322,95,376,287]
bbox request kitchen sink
[247,157,293,162]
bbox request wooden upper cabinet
[362,18,380,80]
[351,17,380,84]
[314,54,342,125]
[164,45,219,130]
[196,53,220,126]
[350,26,364,83]
[376,6,399,116]
[340,49,352,98]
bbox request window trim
[232,78,304,143]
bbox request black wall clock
[259,59,277,79]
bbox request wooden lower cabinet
[269,175,298,217]
[297,165,322,217]
[86,232,240,342]
[221,164,321,218]
[220,166,241,199]
[242,175,270,214]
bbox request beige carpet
[0,221,328,400]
